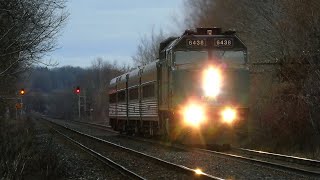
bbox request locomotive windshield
[210,50,246,65]
[174,50,246,65]
[173,69,202,97]
[175,51,208,64]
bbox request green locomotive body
[109,28,249,141]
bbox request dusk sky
[48,0,184,68]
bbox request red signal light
[75,86,80,94]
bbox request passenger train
[109,27,250,141]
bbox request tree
[0,0,68,116]
[86,58,128,121]
[0,0,68,77]
[132,28,166,66]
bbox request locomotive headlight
[183,103,206,127]
[202,67,222,98]
[221,107,237,124]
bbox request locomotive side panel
[158,61,170,111]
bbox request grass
[0,116,66,179]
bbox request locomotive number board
[213,38,233,47]
[186,38,234,48]
[186,39,207,47]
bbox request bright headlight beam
[203,67,222,98]
[221,107,237,124]
[183,103,205,127]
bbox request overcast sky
[47,0,183,68]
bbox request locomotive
[109,27,249,142]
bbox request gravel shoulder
[33,118,124,179]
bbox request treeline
[21,58,128,121]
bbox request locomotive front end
[169,28,249,137]
[109,27,249,140]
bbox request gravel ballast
[33,119,125,179]
[52,119,318,179]
[47,120,206,179]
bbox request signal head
[75,86,80,94]
[20,88,25,95]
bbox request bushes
[0,118,33,179]
[251,81,320,156]
[0,117,65,179]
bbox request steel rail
[54,119,320,177]
[194,147,320,177]
[44,118,223,180]
[72,120,111,128]
[68,120,115,132]
[235,148,320,167]
[46,124,145,180]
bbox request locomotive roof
[159,27,247,53]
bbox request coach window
[129,87,139,100]
[109,93,117,103]
[142,83,155,98]
[117,90,126,102]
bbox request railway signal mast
[18,88,25,118]
[75,86,86,119]
[75,86,81,119]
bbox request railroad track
[72,120,111,129]
[62,119,320,177]
[195,147,320,177]
[51,127,144,180]
[233,147,320,168]
[41,117,223,180]
[121,136,320,177]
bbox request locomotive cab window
[142,83,155,98]
[129,87,139,100]
[175,51,208,65]
[109,93,117,103]
[210,50,246,65]
[117,90,126,102]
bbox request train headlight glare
[221,107,237,124]
[203,67,222,98]
[183,104,205,127]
